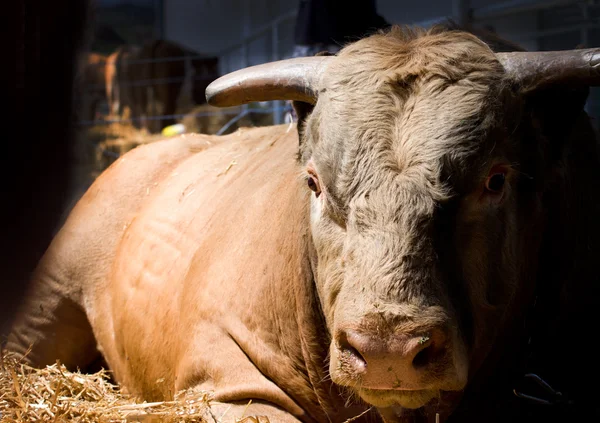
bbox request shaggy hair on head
[303,24,517,218]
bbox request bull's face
[298,31,544,414]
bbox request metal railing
[78,0,600,134]
[214,9,298,125]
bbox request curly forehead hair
[302,24,518,214]
[329,24,507,93]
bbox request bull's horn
[497,48,600,91]
[205,56,332,107]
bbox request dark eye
[485,173,506,193]
[307,176,321,197]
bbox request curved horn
[497,48,600,91]
[205,56,332,107]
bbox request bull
[105,45,141,120]
[5,24,600,422]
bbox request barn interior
[5,0,600,421]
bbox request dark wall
[2,0,92,336]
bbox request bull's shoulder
[61,124,293,279]
[37,133,220,290]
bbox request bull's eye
[307,176,321,197]
[485,173,506,193]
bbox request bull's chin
[356,387,439,409]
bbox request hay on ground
[0,350,225,422]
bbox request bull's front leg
[207,401,302,423]
[166,323,314,423]
[3,255,99,371]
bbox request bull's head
[206,27,600,421]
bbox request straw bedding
[0,349,262,423]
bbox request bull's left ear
[524,84,591,162]
[497,47,600,159]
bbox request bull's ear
[496,47,600,165]
[525,84,591,163]
[292,50,334,143]
[291,100,314,143]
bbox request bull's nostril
[412,341,447,369]
[343,344,367,366]
[412,345,433,368]
[410,327,449,369]
[337,330,367,370]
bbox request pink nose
[336,327,449,390]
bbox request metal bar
[84,74,217,91]
[472,0,583,21]
[409,0,583,30]
[453,0,471,26]
[240,0,251,113]
[216,109,250,135]
[215,10,297,57]
[512,21,600,41]
[75,106,286,127]
[241,40,249,113]
[271,22,282,125]
[105,54,216,66]
[242,40,248,111]
[242,10,297,43]
[153,0,164,40]
[412,16,447,28]
[581,2,589,47]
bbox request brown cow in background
[105,45,141,121]
[106,40,219,132]
[78,52,107,121]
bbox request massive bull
[5,24,600,422]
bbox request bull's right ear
[291,100,314,144]
[524,84,591,165]
[292,50,334,144]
